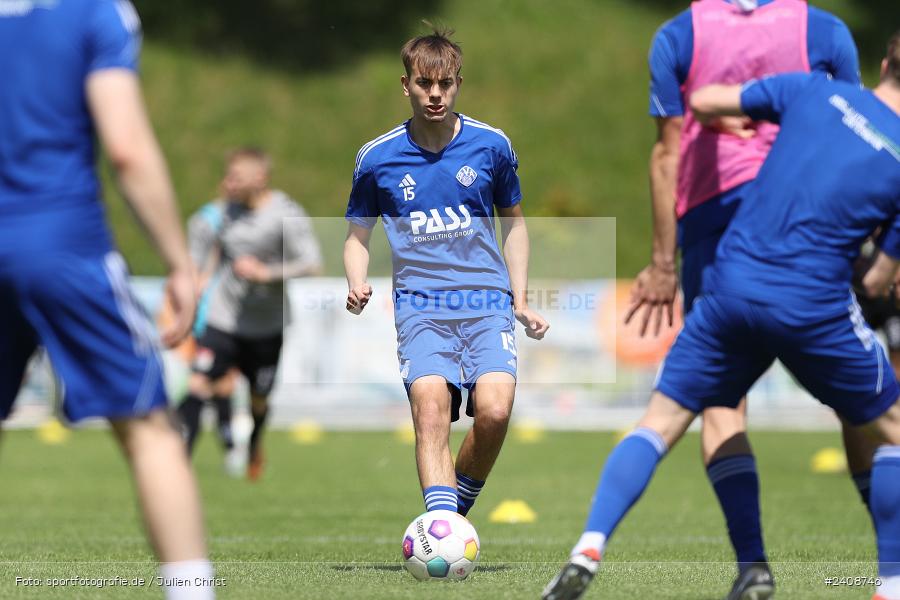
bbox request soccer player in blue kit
[629,1,869,595]
[544,32,900,600]
[343,28,549,517]
[0,2,214,598]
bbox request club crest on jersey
[398,173,417,201]
[456,165,477,188]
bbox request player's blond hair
[401,24,462,78]
[888,30,900,86]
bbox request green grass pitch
[0,428,879,598]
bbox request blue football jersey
[346,114,521,322]
[708,73,900,310]
[0,0,140,256]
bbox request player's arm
[689,85,745,125]
[86,70,196,348]
[235,255,323,284]
[649,117,681,273]
[253,212,324,282]
[271,258,324,280]
[187,210,221,287]
[812,8,861,85]
[625,23,687,336]
[862,251,900,299]
[830,20,861,84]
[692,73,813,126]
[625,117,681,336]
[343,161,379,314]
[87,71,188,276]
[344,223,373,314]
[498,205,548,340]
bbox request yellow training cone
[489,500,537,524]
[37,419,70,445]
[513,419,545,443]
[615,428,632,443]
[811,447,847,474]
[290,420,323,445]
[394,423,416,445]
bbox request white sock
[571,531,606,560]
[159,560,216,600]
[878,575,900,599]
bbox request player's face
[222,157,268,202]
[402,65,461,123]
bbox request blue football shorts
[680,228,726,314]
[0,252,166,422]
[396,313,517,421]
[656,291,899,426]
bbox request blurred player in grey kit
[177,147,322,480]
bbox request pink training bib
[676,0,810,218]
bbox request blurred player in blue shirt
[0,1,214,596]
[627,1,864,596]
[546,31,900,600]
[344,28,548,518]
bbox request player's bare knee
[410,379,451,422]
[475,399,512,430]
[638,392,695,448]
[412,401,450,432]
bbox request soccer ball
[401,510,480,581]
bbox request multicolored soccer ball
[401,510,480,581]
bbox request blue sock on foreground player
[570,428,667,563]
[568,430,768,574]
[422,475,485,516]
[873,446,900,599]
[423,486,459,512]
[706,455,767,572]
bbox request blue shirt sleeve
[86,0,141,73]
[648,11,693,118]
[345,167,379,229]
[493,141,522,208]
[739,72,813,123]
[806,7,860,85]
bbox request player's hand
[233,255,272,283]
[346,283,373,315]
[161,268,198,349]
[710,116,755,139]
[514,306,549,340]
[624,263,679,337]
